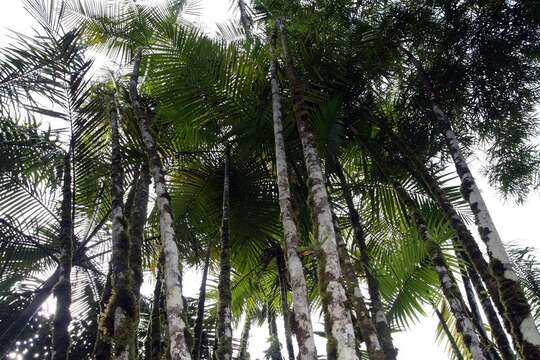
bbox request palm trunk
[127,163,151,358]
[269,33,318,360]
[331,213,385,360]
[333,159,396,360]
[403,48,540,358]
[109,92,136,360]
[95,267,114,359]
[267,312,283,360]
[217,146,233,360]
[453,246,502,359]
[457,259,503,360]
[52,153,73,360]
[407,143,514,344]
[435,307,465,360]
[390,178,489,360]
[380,124,509,327]
[445,124,540,357]
[387,106,530,358]
[237,314,253,360]
[96,164,144,360]
[277,20,358,360]
[276,251,295,360]
[459,250,515,360]
[129,48,191,360]
[458,253,487,339]
[145,265,163,360]
[193,239,213,360]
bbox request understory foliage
[1,0,540,359]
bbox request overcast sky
[2,1,539,359]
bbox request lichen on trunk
[390,178,489,360]
[402,47,540,357]
[129,48,191,360]
[269,32,318,360]
[108,91,137,360]
[444,124,540,358]
[456,244,514,360]
[277,20,358,360]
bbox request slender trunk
[0,268,60,355]
[458,253,487,340]
[127,163,151,359]
[453,245,503,360]
[276,251,295,360]
[403,48,540,358]
[237,314,253,360]
[333,159,396,360]
[391,178,489,360]
[457,255,503,360]
[109,92,136,360]
[459,250,515,360]
[193,239,213,360]
[217,146,233,360]
[237,0,252,40]
[331,213,385,360]
[95,267,114,360]
[129,48,191,360]
[145,266,163,360]
[406,139,514,345]
[445,123,540,358]
[96,164,143,360]
[269,33,318,360]
[435,308,465,360]
[316,255,338,360]
[381,124,509,328]
[277,20,358,360]
[268,312,283,360]
[52,153,73,360]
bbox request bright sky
[2,1,539,359]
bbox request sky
[1,1,539,359]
